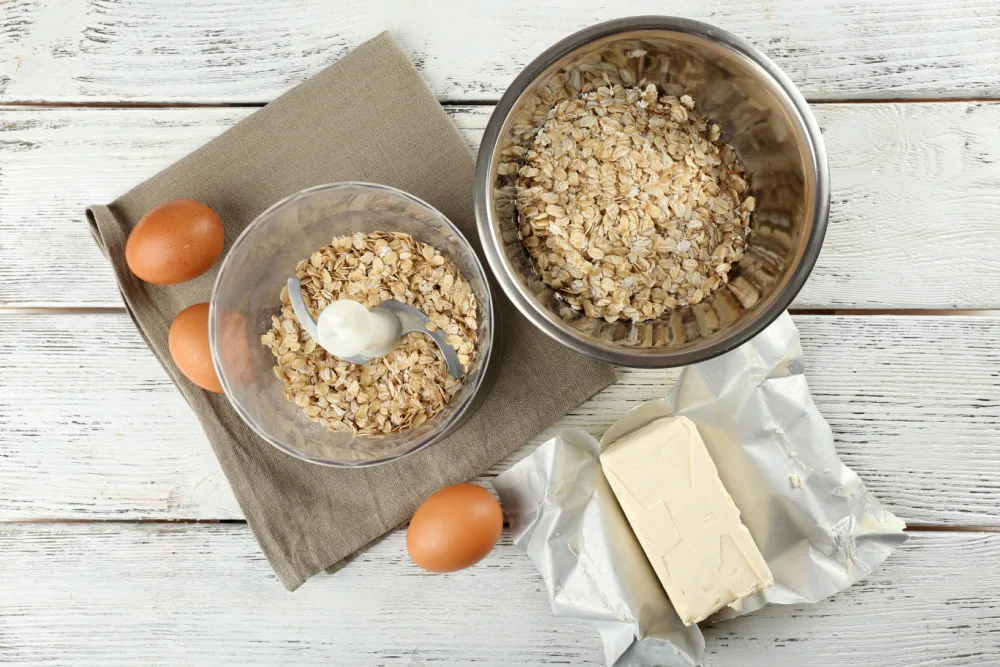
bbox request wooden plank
[0,106,247,309]
[1,313,997,525]
[0,524,996,665]
[2,0,1000,103]
[2,102,1000,309]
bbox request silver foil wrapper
[493,313,907,666]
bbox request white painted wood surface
[2,1,999,664]
[2,0,1000,103]
[2,313,998,525]
[1,525,998,666]
[3,103,1000,309]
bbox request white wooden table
[2,2,999,664]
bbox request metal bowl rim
[474,15,830,368]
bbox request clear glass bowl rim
[208,181,497,467]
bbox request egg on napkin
[169,302,223,393]
[125,199,224,284]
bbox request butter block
[599,416,773,625]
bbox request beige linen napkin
[87,33,616,590]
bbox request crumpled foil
[493,313,908,666]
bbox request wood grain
[2,103,1000,309]
[2,0,1000,103]
[0,4,994,665]
[0,524,996,665]
[1,312,997,525]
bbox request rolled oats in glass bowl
[260,230,479,437]
[210,182,497,467]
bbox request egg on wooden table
[169,302,223,393]
[125,199,225,284]
[406,483,503,573]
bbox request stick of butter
[599,416,773,626]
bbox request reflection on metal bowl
[475,16,829,367]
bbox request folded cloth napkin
[87,32,616,590]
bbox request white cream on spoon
[286,277,464,379]
[316,299,401,359]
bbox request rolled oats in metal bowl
[476,17,830,367]
[510,82,755,323]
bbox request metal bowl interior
[209,182,496,467]
[475,16,829,367]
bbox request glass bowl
[209,182,496,467]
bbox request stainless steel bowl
[475,16,829,367]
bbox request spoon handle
[379,300,464,379]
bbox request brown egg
[217,307,252,392]
[169,303,223,393]
[126,199,224,284]
[406,483,503,573]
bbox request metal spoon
[287,277,464,379]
